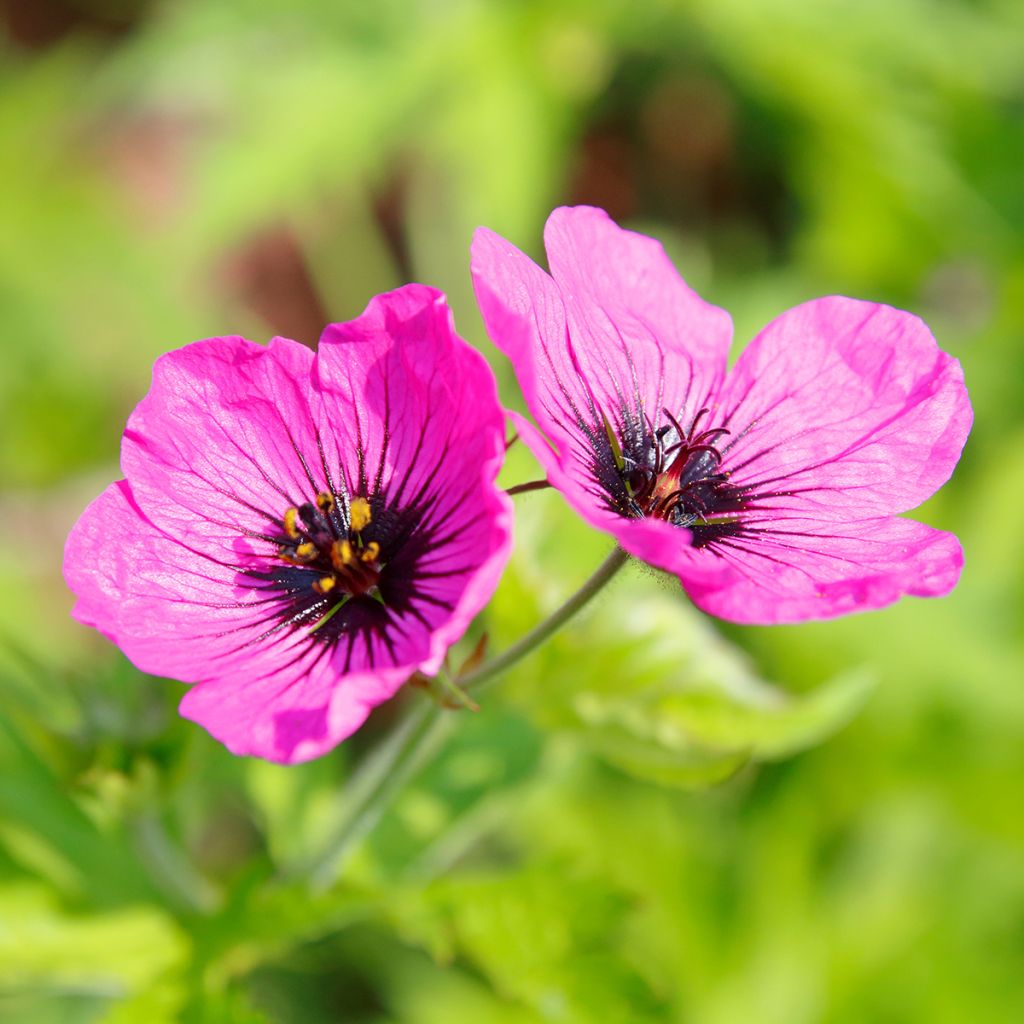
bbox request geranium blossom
[472,206,971,624]
[64,285,512,762]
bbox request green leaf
[387,867,664,1024]
[0,883,186,995]
[655,670,876,758]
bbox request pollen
[312,576,336,594]
[316,492,335,513]
[294,541,317,562]
[361,541,380,563]
[283,507,300,539]
[332,539,356,569]
[349,497,372,533]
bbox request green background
[2,1,1022,1020]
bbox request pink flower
[64,285,513,763]
[472,206,971,624]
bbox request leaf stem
[296,546,630,885]
[505,480,552,496]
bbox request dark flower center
[236,464,451,665]
[598,406,750,548]
[275,492,384,606]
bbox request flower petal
[471,224,586,450]
[313,284,514,675]
[716,297,972,519]
[472,225,654,539]
[121,334,323,549]
[65,480,249,676]
[673,516,964,624]
[472,211,733,544]
[64,480,411,763]
[178,664,406,764]
[612,514,695,577]
[543,205,732,417]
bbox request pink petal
[504,410,628,537]
[178,663,407,764]
[471,225,584,451]
[716,297,972,519]
[612,513,696,577]
[543,205,732,417]
[121,334,322,549]
[65,480,252,678]
[670,516,963,624]
[472,210,733,546]
[63,483,412,761]
[472,226,643,536]
[313,284,514,675]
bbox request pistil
[616,407,739,529]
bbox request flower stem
[304,698,449,888]
[298,546,630,886]
[459,546,630,694]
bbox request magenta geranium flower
[64,285,513,763]
[472,206,971,624]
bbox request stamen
[332,539,356,570]
[662,407,687,443]
[688,407,709,437]
[313,576,336,594]
[602,405,746,548]
[270,491,388,618]
[278,541,318,564]
[294,541,317,562]
[349,497,372,533]
[601,410,626,472]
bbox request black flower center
[272,491,386,621]
[597,406,750,548]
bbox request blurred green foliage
[1,0,1023,1020]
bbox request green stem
[299,546,630,886]
[131,813,220,914]
[460,546,630,694]
[300,699,448,887]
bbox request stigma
[608,407,749,545]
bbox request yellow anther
[361,541,380,563]
[312,576,336,595]
[331,539,356,570]
[283,507,301,539]
[294,541,317,562]
[349,497,372,533]
[316,492,335,513]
